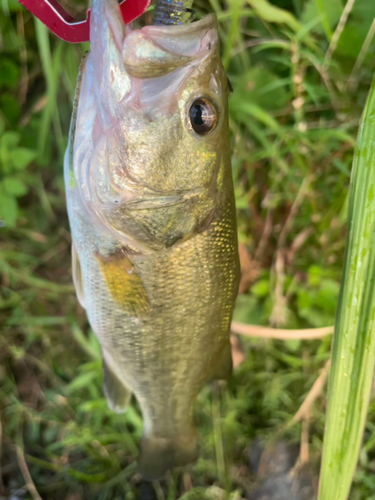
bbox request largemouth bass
[64,0,240,480]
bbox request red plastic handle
[17,0,151,43]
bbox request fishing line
[152,0,195,25]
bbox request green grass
[1,0,375,498]
[318,75,375,500]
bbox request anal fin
[102,350,132,413]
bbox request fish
[64,0,240,480]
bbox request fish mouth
[123,188,204,210]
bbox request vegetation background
[1,0,375,498]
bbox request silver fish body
[64,0,239,479]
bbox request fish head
[73,1,231,250]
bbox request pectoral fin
[102,351,132,413]
[72,244,86,309]
[96,249,149,314]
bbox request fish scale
[64,0,239,480]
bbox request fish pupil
[191,104,205,126]
[189,98,217,135]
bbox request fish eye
[189,98,217,135]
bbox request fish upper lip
[123,188,204,210]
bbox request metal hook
[17,0,151,43]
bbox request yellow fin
[72,244,86,309]
[96,249,149,314]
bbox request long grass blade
[318,78,375,500]
[34,19,64,164]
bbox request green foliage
[318,77,375,500]
[301,0,343,37]
[0,131,36,226]
[1,0,375,498]
[247,0,302,31]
